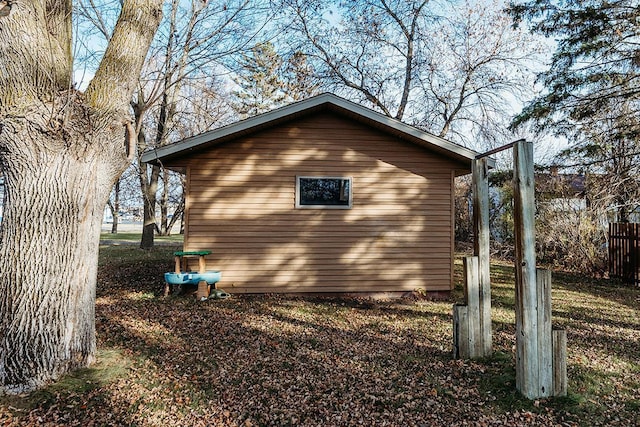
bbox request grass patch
[44,349,131,393]
[100,232,184,245]
[0,349,131,412]
[98,245,180,269]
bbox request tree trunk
[0,119,116,393]
[159,169,170,235]
[0,0,163,393]
[134,102,158,250]
[109,180,121,234]
[141,86,173,243]
[140,164,159,249]
[166,192,185,236]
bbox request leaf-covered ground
[1,246,638,426]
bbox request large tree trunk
[133,98,159,250]
[0,111,118,393]
[0,0,163,394]
[159,169,170,235]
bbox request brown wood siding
[183,112,460,293]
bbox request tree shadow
[11,260,637,426]
[89,293,465,425]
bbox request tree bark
[137,120,160,249]
[0,0,163,394]
[140,171,159,249]
[0,116,111,392]
[110,180,121,234]
[159,170,171,235]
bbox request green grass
[1,250,638,426]
[98,244,181,266]
[464,258,640,425]
[100,232,184,244]
[0,349,132,412]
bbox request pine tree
[231,42,288,118]
[510,0,640,219]
[284,51,320,102]
[509,0,640,136]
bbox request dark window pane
[299,178,350,206]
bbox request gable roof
[141,93,490,172]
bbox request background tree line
[509,0,640,274]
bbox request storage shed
[142,93,483,295]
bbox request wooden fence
[609,223,640,286]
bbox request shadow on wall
[182,113,460,294]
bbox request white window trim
[295,176,353,209]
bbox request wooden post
[472,140,567,398]
[166,255,182,297]
[553,328,568,396]
[453,156,493,361]
[197,254,209,300]
[537,269,553,397]
[453,304,470,359]
[472,158,492,356]
[464,257,482,357]
[198,255,206,274]
[454,256,492,359]
[513,139,549,398]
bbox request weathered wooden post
[513,139,542,397]
[536,268,554,395]
[453,303,470,359]
[464,256,482,357]
[553,328,567,396]
[513,139,555,398]
[472,157,492,356]
[453,158,492,359]
[455,139,566,397]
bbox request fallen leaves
[0,249,638,426]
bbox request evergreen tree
[232,42,288,117]
[509,0,640,136]
[510,0,640,221]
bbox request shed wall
[183,112,458,294]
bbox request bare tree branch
[85,0,163,116]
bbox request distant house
[537,167,588,212]
[537,168,640,222]
[142,93,486,295]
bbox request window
[295,176,352,209]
